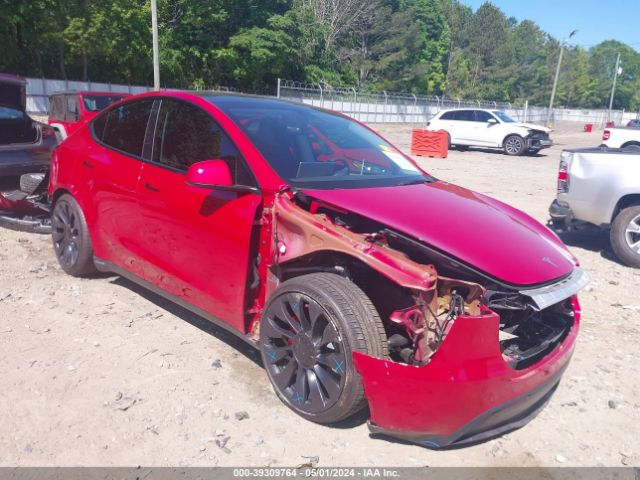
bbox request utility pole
[547,30,577,127]
[608,52,621,122]
[151,0,160,91]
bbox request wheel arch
[501,131,525,147]
[612,193,640,223]
[277,250,415,327]
[621,141,640,149]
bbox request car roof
[126,90,345,116]
[49,91,131,97]
[439,108,497,112]
[0,73,27,85]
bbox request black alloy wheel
[261,291,347,415]
[51,194,97,276]
[260,273,388,424]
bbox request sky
[460,0,639,51]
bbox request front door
[136,98,261,332]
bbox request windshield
[492,111,515,123]
[82,95,127,112]
[208,97,430,190]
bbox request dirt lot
[0,122,638,467]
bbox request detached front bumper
[353,298,580,448]
[527,138,553,150]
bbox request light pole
[546,30,577,127]
[151,0,160,91]
[608,52,622,123]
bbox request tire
[503,135,526,156]
[51,193,97,276]
[610,205,640,268]
[19,173,46,194]
[260,273,388,424]
[621,143,640,152]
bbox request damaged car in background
[0,74,57,232]
[48,92,587,447]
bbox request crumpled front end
[354,296,580,448]
[267,191,584,447]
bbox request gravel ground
[0,122,638,467]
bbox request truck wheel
[503,135,526,156]
[610,205,640,268]
[51,194,97,276]
[260,273,388,424]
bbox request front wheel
[610,206,640,268]
[503,135,526,156]
[51,193,97,276]
[260,273,388,424]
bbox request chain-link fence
[277,79,626,127]
[24,75,630,128]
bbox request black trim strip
[93,257,257,346]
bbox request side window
[439,111,455,120]
[48,96,58,120]
[66,95,79,121]
[475,110,493,123]
[152,99,254,186]
[454,110,474,121]
[99,99,153,157]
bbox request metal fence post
[383,91,388,123]
[277,78,281,99]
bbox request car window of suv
[95,99,154,158]
[152,99,254,186]
[439,111,456,120]
[454,110,474,121]
[66,95,79,122]
[49,96,62,121]
[475,110,494,122]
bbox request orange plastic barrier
[410,129,448,158]
[584,123,593,132]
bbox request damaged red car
[49,91,588,447]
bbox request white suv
[427,109,552,156]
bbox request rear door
[78,98,154,278]
[136,98,261,331]
[471,110,502,146]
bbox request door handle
[145,182,160,192]
[82,161,94,169]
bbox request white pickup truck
[549,147,640,267]
[601,127,640,150]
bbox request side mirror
[487,118,498,125]
[185,159,233,188]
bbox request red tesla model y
[48,91,587,447]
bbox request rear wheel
[51,194,97,276]
[260,273,387,424]
[610,205,640,268]
[503,135,526,156]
